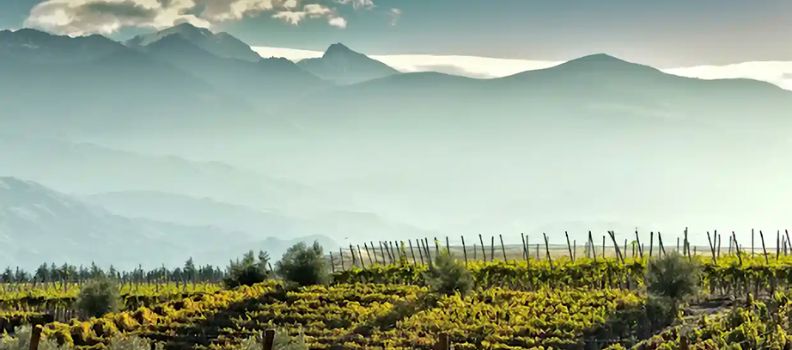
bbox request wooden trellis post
[364,243,373,265]
[649,231,654,258]
[330,252,336,273]
[30,325,42,350]
[658,231,666,256]
[379,241,388,263]
[479,234,487,261]
[777,230,781,260]
[732,231,742,265]
[262,329,275,350]
[760,230,769,264]
[588,231,596,262]
[461,236,468,265]
[602,235,606,259]
[490,236,496,262]
[408,241,417,265]
[706,231,716,263]
[608,231,623,263]
[339,248,345,270]
[357,245,366,268]
[499,234,507,261]
[446,236,451,254]
[434,332,450,350]
[543,233,554,268]
[635,229,643,259]
[565,231,574,261]
[424,238,433,264]
[520,233,527,261]
[417,239,425,265]
[349,245,357,267]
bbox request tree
[423,252,473,296]
[646,252,700,302]
[224,250,270,288]
[76,278,122,318]
[276,242,329,287]
[183,258,197,283]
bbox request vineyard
[4,230,792,349]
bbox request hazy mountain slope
[0,177,239,269]
[0,135,424,242]
[0,29,253,137]
[298,43,399,84]
[0,177,339,269]
[286,54,792,133]
[126,23,261,62]
[84,191,421,245]
[142,34,325,109]
[0,134,325,213]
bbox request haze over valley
[2,22,792,268]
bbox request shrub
[224,250,271,288]
[237,330,307,350]
[276,242,330,286]
[0,325,66,350]
[645,252,700,303]
[106,334,164,350]
[423,252,473,296]
[76,278,122,318]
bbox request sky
[2,0,792,89]
[2,0,792,66]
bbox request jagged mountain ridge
[298,43,399,84]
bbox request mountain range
[2,24,792,267]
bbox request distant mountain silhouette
[0,28,125,64]
[141,33,325,109]
[0,177,338,269]
[290,52,792,132]
[0,28,253,135]
[298,43,398,84]
[126,23,261,62]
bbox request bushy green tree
[276,242,329,286]
[646,252,700,302]
[224,250,270,288]
[76,278,122,318]
[423,252,473,296]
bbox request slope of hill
[142,34,325,109]
[0,29,253,137]
[298,43,399,84]
[286,53,792,132]
[0,177,339,269]
[126,23,261,62]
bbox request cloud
[335,0,374,10]
[327,16,347,28]
[252,46,562,78]
[272,3,345,28]
[24,0,364,35]
[388,8,401,26]
[251,45,792,90]
[25,0,211,35]
[665,61,792,91]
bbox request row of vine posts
[329,228,792,272]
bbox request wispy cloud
[665,62,792,91]
[273,3,346,28]
[252,46,562,78]
[25,0,373,35]
[252,45,792,90]
[388,8,401,26]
